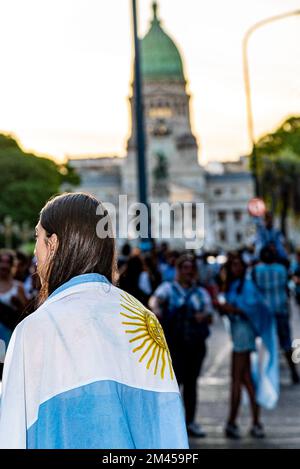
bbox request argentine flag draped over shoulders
[0,274,188,449]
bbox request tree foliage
[256,116,300,160]
[0,134,80,229]
[255,116,300,235]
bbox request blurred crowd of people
[117,211,300,439]
[0,251,40,377]
[1,211,300,440]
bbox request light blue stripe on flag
[27,380,188,449]
[48,273,111,300]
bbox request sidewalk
[190,300,300,449]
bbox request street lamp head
[243,8,300,198]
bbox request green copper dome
[141,2,185,82]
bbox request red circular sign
[248,198,266,217]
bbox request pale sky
[0,0,299,164]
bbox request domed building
[123,1,206,207]
[141,2,185,82]
[69,1,254,250]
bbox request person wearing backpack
[149,254,213,438]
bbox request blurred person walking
[14,251,36,300]
[117,242,132,270]
[150,254,213,438]
[253,246,299,384]
[196,253,216,287]
[159,250,179,283]
[118,255,148,305]
[292,249,300,309]
[0,251,27,378]
[138,254,162,302]
[0,251,28,311]
[253,211,287,262]
[219,254,278,439]
[196,253,220,308]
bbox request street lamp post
[132,0,147,207]
[243,10,300,197]
[131,0,152,250]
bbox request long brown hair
[38,192,118,305]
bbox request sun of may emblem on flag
[120,292,174,380]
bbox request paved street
[190,300,300,449]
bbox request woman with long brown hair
[0,193,188,449]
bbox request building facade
[68,2,254,251]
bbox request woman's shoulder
[16,301,48,330]
[8,302,51,352]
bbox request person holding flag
[248,199,287,263]
[218,253,279,439]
